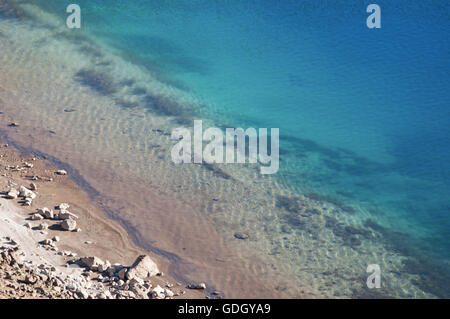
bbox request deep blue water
[28,0,450,277]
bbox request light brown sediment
[0,144,206,299]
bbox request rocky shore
[0,143,207,299]
[0,241,188,299]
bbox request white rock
[98,261,111,273]
[115,290,136,299]
[19,186,36,199]
[42,239,53,246]
[128,277,144,286]
[80,256,103,270]
[77,289,89,299]
[126,255,160,280]
[31,213,44,221]
[38,207,54,219]
[60,219,77,231]
[117,268,127,280]
[37,223,48,230]
[5,189,18,199]
[23,198,32,206]
[151,285,165,299]
[129,281,150,299]
[57,209,78,220]
[58,203,70,210]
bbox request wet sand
[0,143,206,299]
[0,122,302,299]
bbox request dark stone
[234,233,249,240]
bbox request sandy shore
[0,142,206,299]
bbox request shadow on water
[142,94,194,125]
[104,33,212,75]
[92,33,204,92]
[304,193,357,214]
[0,0,28,20]
[364,219,450,298]
[73,66,194,124]
[324,216,373,248]
[114,98,139,109]
[276,192,450,297]
[201,163,234,181]
[283,134,390,176]
[131,87,148,96]
[352,285,395,299]
[74,69,118,96]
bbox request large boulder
[80,256,104,270]
[5,189,19,199]
[60,219,77,231]
[57,210,78,220]
[128,279,149,299]
[117,268,128,280]
[126,255,160,280]
[98,260,111,273]
[38,207,54,219]
[31,213,44,221]
[150,285,165,299]
[19,186,36,199]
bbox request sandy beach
[0,143,206,299]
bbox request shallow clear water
[1,0,449,297]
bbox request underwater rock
[234,233,249,240]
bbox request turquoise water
[4,0,450,296]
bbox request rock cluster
[0,235,191,299]
[34,204,79,232]
[3,185,36,206]
[72,254,181,299]
[3,184,80,232]
[0,242,96,299]
[0,157,206,299]
[1,184,192,299]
